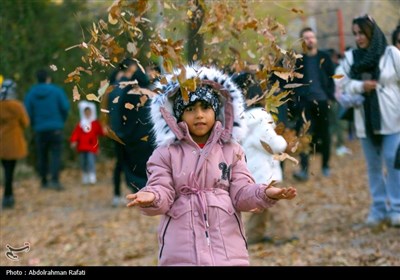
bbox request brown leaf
[332,74,344,79]
[140,135,149,142]
[125,103,135,110]
[72,86,80,102]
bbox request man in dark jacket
[24,69,70,189]
[292,27,335,181]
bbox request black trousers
[2,160,16,197]
[296,100,331,171]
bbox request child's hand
[70,142,77,149]
[265,185,297,200]
[126,192,155,207]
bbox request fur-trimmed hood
[150,65,247,147]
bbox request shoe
[322,167,330,177]
[112,196,126,207]
[390,213,400,227]
[2,196,15,209]
[336,145,352,156]
[88,173,96,185]
[293,170,309,181]
[82,173,89,185]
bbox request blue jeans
[80,152,96,174]
[35,130,63,185]
[361,132,400,219]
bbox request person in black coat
[291,27,335,181]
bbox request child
[126,65,297,266]
[70,101,104,184]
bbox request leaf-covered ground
[1,140,399,266]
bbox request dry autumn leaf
[125,103,134,110]
[86,94,100,102]
[332,74,344,79]
[72,86,80,102]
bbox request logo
[5,242,30,261]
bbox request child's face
[84,108,92,118]
[181,101,216,144]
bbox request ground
[0,140,399,266]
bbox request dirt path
[1,141,399,266]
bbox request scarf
[350,21,387,146]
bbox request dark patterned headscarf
[173,85,221,120]
[350,15,387,146]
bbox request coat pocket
[207,195,248,260]
[158,196,193,263]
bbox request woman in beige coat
[0,79,29,209]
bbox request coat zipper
[233,213,248,249]
[159,217,172,259]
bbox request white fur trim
[150,65,247,147]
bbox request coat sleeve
[18,102,30,128]
[229,144,277,212]
[70,124,80,143]
[339,51,365,96]
[57,87,70,122]
[139,148,176,216]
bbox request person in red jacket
[70,101,104,185]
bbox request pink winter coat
[139,65,277,266]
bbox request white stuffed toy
[241,107,287,184]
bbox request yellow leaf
[108,13,118,25]
[319,58,325,68]
[112,96,119,104]
[86,93,99,102]
[332,74,344,79]
[140,135,149,142]
[284,83,304,89]
[125,103,134,110]
[72,86,80,102]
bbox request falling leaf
[319,58,325,68]
[86,93,99,102]
[273,153,299,165]
[127,42,137,55]
[49,65,58,71]
[284,83,304,89]
[125,103,134,110]
[332,74,344,79]
[112,96,119,104]
[108,13,118,25]
[291,8,304,14]
[140,135,149,142]
[72,86,80,102]
[97,79,110,98]
[101,108,110,113]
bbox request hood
[78,100,97,132]
[150,65,247,147]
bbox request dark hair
[84,106,91,112]
[299,27,314,38]
[36,69,48,83]
[232,71,263,109]
[119,58,137,70]
[352,15,374,41]
[392,25,400,45]
[108,68,122,85]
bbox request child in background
[126,65,297,266]
[70,101,104,185]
